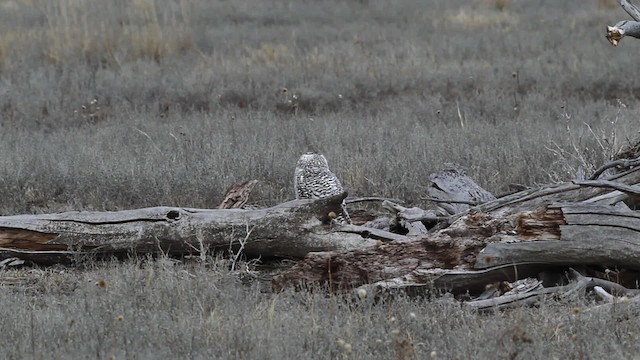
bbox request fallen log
[0,193,397,264]
[458,166,640,219]
[463,268,640,311]
[346,263,549,300]
[272,202,640,293]
[475,203,640,269]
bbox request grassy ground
[0,0,638,214]
[2,258,639,359]
[1,0,640,358]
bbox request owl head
[297,152,329,169]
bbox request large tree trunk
[0,193,402,265]
[272,165,640,294]
[3,155,640,306]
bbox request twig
[345,197,404,205]
[465,284,573,311]
[420,197,479,206]
[620,0,640,22]
[337,224,409,242]
[197,231,207,261]
[456,101,464,128]
[593,286,615,303]
[607,1,640,45]
[184,230,208,261]
[466,268,640,311]
[589,156,640,180]
[133,127,162,153]
[381,201,449,223]
[573,179,640,199]
[567,268,639,296]
[230,221,255,272]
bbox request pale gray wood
[353,263,547,298]
[333,224,408,242]
[589,155,640,180]
[427,164,496,215]
[381,201,446,233]
[619,0,640,21]
[464,268,639,310]
[573,179,640,199]
[464,285,569,311]
[456,166,640,221]
[276,200,640,294]
[0,194,397,263]
[475,204,640,270]
[607,1,640,45]
[382,201,443,223]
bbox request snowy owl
[294,152,350,224]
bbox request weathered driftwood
[475,203,640,269]
[589,155,640,180]
[272,201,640,294]
[349,267,640,312]
[607,0,640,46]
[0,193,405,265]
[455,166,640,220]
[382,201,444,225]
[345,264,548,300]
[378,164,495,233]
[427,164,496,215]
[270,158,640,302]
[464,268,640,311]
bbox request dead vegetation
[0,0,639,357]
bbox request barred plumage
[294,152,350,224]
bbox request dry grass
[0,0,195,67]
[0,0,636,209]
[0,0,635,207]
[0,0,639,357]
[0,258,638,359]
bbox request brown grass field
[0,0,639,358]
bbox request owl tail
[333,201,351,225]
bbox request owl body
[294,152,350,224]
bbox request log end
[0,227,64,251]
[607,25,623,46]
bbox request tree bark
[619,0,640,21]
[458,166,640,218]
[272,202,640,293]
[0,193,398,264]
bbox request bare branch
[583,294,640,314]
[382,201,447,223]
[589,155,640,180]
[420,197,479,206]
[573,179,640,199]
[230,221,255,271]
[567,268,640,297]
[607,1,640,45]
[345,197,404,205]
[593,286,615,302]
[619,0,640,22]
[464,284,574,311]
